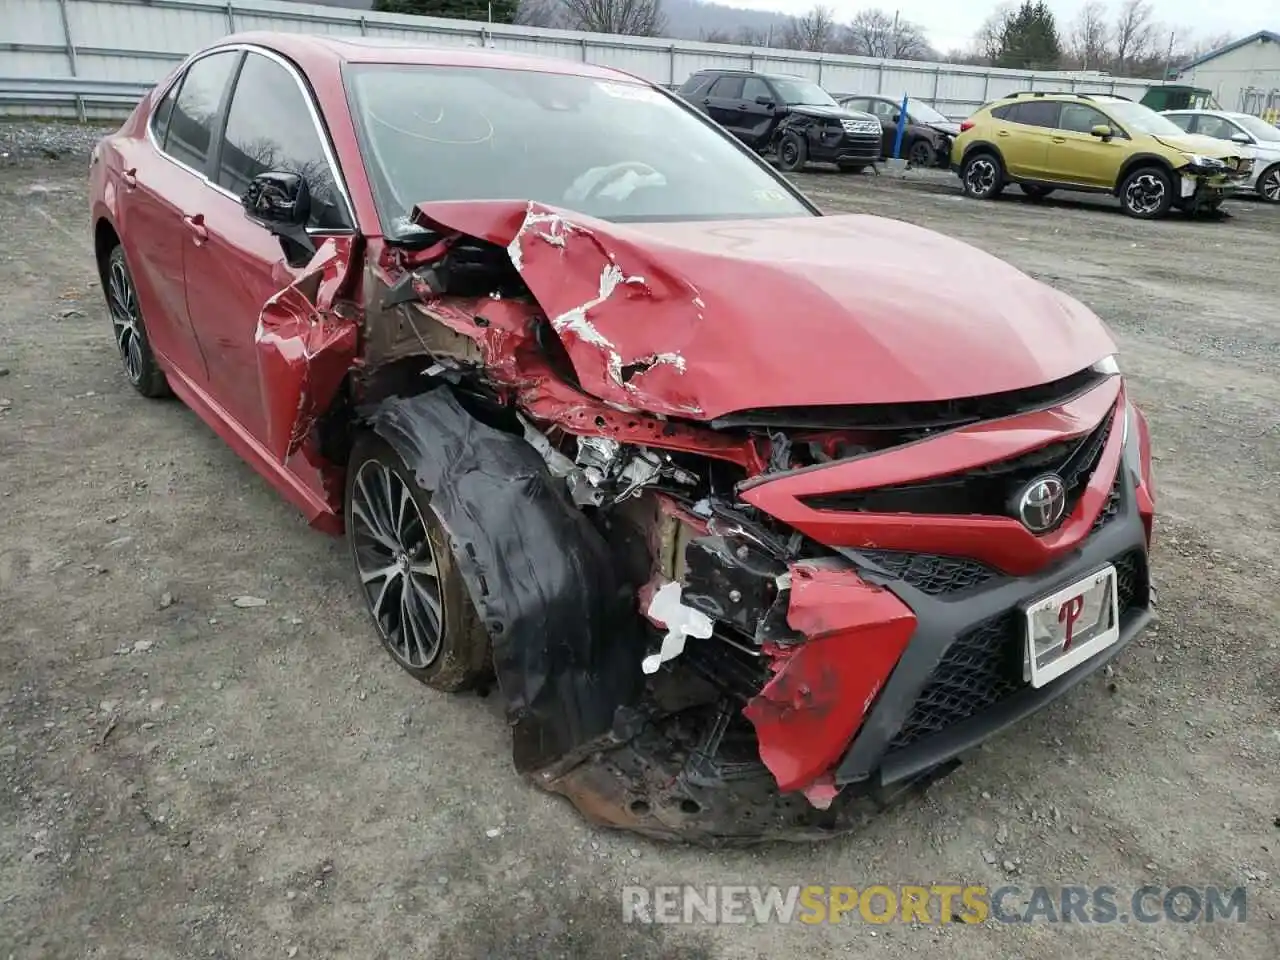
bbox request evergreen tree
[995,1,1063,70]
[373,0,519,24]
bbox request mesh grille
[886,550,1147,752]
[858,551,1000,595]
[1090,470,1124,533]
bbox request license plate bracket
[1023,565,1120,688]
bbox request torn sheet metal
[255,237,360,463]
[744,560,917,793]
[365,388,647,773]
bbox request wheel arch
[94,217,121,282]
[1114,154,1176,195]
[961,140,1004,166]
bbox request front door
[181,49,356,449]
[1043,102,1128,188]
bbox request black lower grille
[857,550,1000,595]
[886,549,1147,752]
[1090,470,1124,533]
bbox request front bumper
[809,130,882,165]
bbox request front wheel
[776,131,808,172]
[1257,164,1280,203]
[961,152,1005,200]
[1119,166,1174,219]
[345,433,490,692]
[907,140,935,168]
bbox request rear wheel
[961,151,1004,200]
[102,245,169,398]
[345,433,490,692]
[1119,166,1173,219]
[776,131,808,172]
[1258,164,1280,203]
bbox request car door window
[742,78,771,103]
[150,78,179,146]
[1008,101,1060,128]
[841,97,869,112]
[708,76,744,99]
[1194,115,1240,141]
[871,100,898,119]
[216,52,349,230]
[1058,103,1109,134]
[1165,113,1193,131]
[162,51,239,172]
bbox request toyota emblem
[1015,474,1067,533]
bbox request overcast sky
[725,1,1269,54]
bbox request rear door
[994,100,1059,179]
[1044,102,1128,187]
[703,76,746,136]
[181,48,355,445]
[117,51,240,385]
[739,77,780,147]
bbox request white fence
[0,0,1161,120]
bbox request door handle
[1051,136,1067,143]
[122,167,137,189]
[183,213,208,244]
[997,130,1010,137]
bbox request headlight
[1181,154,1226,169]
[1092,354,1121,376]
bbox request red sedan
[89,33,1156,844]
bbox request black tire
[961,151,1005,200]
[838,163,868,174]
[776,131,808,172]
[1021,184,1055,199]
[1257,164,1280,203]
[1119,165,1174,219]
[102,245,169,398]
[344,432,490,692]
[907,139,935,168]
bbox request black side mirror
[243,171,315,267]
[755,95,775,107]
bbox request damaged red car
[89,34,1156,845]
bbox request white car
[1163,109,1280,202]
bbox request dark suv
[679,69,882,173]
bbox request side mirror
[1090,124,1113,140]
[891,112,902,123]
[242,171,315,267]
[243,170,310,227]
[754,95,775,107]
[1230,132,1252,145]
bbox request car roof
[215,31,641,83]
[1164,109,1253,119]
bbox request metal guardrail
[0,76,148,118]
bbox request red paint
[744,561,917,792]
[741,380,1125,576]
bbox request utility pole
[1163,30,1176,81]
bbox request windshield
[908,99,949,124]
[770,78,838,107]
[1233,114,1280,142]
[344,65,812,235]
[1099,100,1188,136]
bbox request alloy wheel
[1261,168,1280,203]
[780,141,799,166]
[909,141,933,167]
[349,458,445,669]
[965,158,997,196]
[107,258,144,384]
[1124,174,1166,216]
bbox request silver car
[1164,109,1280,202]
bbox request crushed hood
[1152,132,1244,158]
[788,103,873,122]
[410,200,1116,421]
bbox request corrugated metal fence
[1,0,1159,120]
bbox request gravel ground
[0,153,1277,959]
[0,119,115,164]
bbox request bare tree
[782,5,837,53]
[699,28,732,44]
[840,8,930,59]
[514,0,560,28]
[1113,0,1156,72]
[735,26,771,47]
[560,0,666,36]
[974,3,1014,64]
[1068,1,1110,70]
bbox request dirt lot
[1,148,1277,959]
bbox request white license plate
[1023,565,1120,688]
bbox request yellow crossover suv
[951,92,1253,218]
